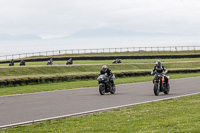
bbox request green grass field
[1,93,199,132]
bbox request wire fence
[1,46,200,61]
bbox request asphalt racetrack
[0,77,200,128]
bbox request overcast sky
[0,0,200,39]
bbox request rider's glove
[151,71,153,75]
[162,72,166,75]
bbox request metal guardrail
[0,46,200,61]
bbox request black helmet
[156,60,161,68]
[102,65,108,72]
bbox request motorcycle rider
[20,59,24,63]
[151,60,168,86]
[100,65,115,87]
[10,59,14,66]
[68,58,73,64]
[50,58,53,64]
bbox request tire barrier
[1,54,200,63]
[0,69,200,87]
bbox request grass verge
[1,92,199,132]
[1,58,200,66]
[0,72,199,96]
[1,61,200,80]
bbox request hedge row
[0,69,199,87]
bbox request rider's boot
[112,81,115,87]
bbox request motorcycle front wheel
[99,84,105,95]
[154,83,159,96]
[110,85,116,94]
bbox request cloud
[0,0,200,36]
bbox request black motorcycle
[152,73,170,96]
[66,58,73,65]
[97,74,116,95]
[20,60,25,66]
[9,62,14,66]
[112,59,122,64]
[47,60,53,65]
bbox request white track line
[0,92,199,129]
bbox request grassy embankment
[1,61,200,81]
[0,58,200,66]
[1,93,199,132]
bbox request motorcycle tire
[110,85,116,94]
[164,83,170,94]
[99,85,105,95]
[154,83,159,96]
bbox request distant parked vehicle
[20,60,25,66]
[9,59,14,66]
[66,58,73,65]
[47,58,53,65]
[112,58,121,64]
